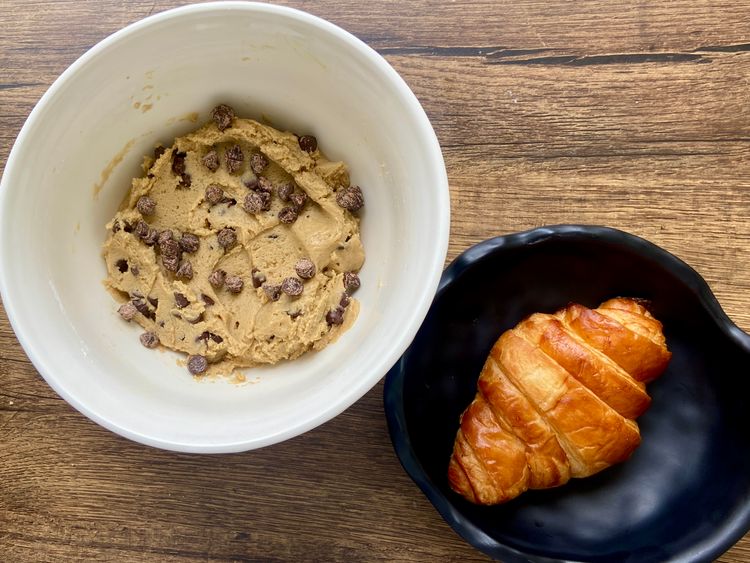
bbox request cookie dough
[103,105,365,378]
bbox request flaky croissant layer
[448,298,671,505]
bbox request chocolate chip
[118,302,137,321]
[162,254,180,272]
[295,258,316,279]
[202,150,219,172]
[174,292,189,308]
[299,135,318,153]
[123,222,134,233]
[340,292,351,308]
[131,265,140,276]
[196,331,223,344]
[132,298,156,321]
[257,176,273,193]
[343,271,361,293]
[136,196,156,216]
[115,259,129,273]
[281,277,303,297]
[188,313,204,325]
[209,269,226,288]
[172,150,187,176]
[243,175,259,190]
[278,206,298,224]
[243,191,271,214]
[251,268,266,288]
[211,104,235,131]
[179,233,200,253]
[178,172,192,189]
[154,146,166,160]
[158,229,174,245]
[143,227,159,246]
[277,182,294,202]
[139,331,159,348]
[289,191,307,211]
[217,227,237,250]
[134,220,149,238]
[201,293,215,306]
[225,275,244,294]
[176,261,193,280]
[112,220,121,233]
[187,354,208,375]
[225,145,244,174]
[264,284,281,302]
[336,185,364,212]
[148,296,158,308]
[250,152,269,173]
[326,306,345,326]
[160,237,181,259]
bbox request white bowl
[0,2,449,452]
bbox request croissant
[448,298,671,505]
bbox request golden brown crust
[448,298,670,505]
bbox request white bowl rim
[0,1,450,452]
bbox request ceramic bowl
[0,2,449,452]
[385,225,750,562]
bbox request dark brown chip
[123,222,134,233]
[178,172,192,189]
[201,293,215,306]
[211,104,235,131]
[115,259,129,273]
[172,150,187,176]
[294,258,316,279]
[298,135,318,153]
[202,149,220,172]
[176,261,194,280]
[132,298,156,321]
[112,220,121,233]
[174,292,189,308]
[250,152,269,173]
[326,306,345,326]
[196,331,224,344]
[118,302,137,321]
[134,220,149,238]
[242,175,259,190]
[136,196,156,216]
[147,296,158,308]
[139,331,160,349]
[225,144,244,174]
[225,274,244,294]
[209,269,226,288]
[188,313,205,325]
[264,284,281,302]
[143,227,159,246]
[159,237,181,259]
[257,175,274,193]
[131,265,140,276]
[162,254,180,272]
[243,191,271,214]
[179,233,200,253]
[251,268,266,288]
[204,184,223,205]
[187,354,208,375]
[281,277,304,297]
[278,206,298,224]
[158,229,174,245]
[217,227,237,250]
[277,182,294,202]
[154,146,167,160]
[343,271,361,293]
[336,185,364,212]
[340,292,351,308]
[289,191,307,211]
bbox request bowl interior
[386,227,750,562]
[0,3,448,451]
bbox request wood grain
[1,1,749,561]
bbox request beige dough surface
[103,115,364,377]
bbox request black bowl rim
[383,224,750,563]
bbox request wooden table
[2,1,749,561]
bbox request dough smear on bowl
[103,105,365,378]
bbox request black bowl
[384,225,750,562]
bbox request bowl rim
[0,1,450,453]
[384,224,750,562]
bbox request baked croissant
[448,298,671,505]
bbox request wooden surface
[2,1,749,561]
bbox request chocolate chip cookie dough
[103,104,365,378]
